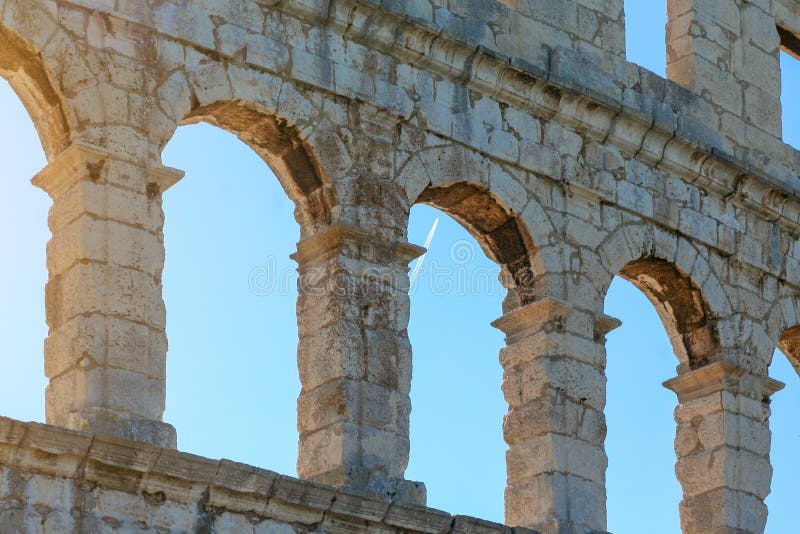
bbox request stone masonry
[2,0,800,532]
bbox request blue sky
[0,3,799,532]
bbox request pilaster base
[318,466,426,506]
[61,408,176,449]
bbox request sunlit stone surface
[2,0,800,532]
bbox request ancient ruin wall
[2,0,800,532]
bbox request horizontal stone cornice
[274,0,800,236]
[57,0,800,233]
[54,0,800,270]
[0,417,533,534]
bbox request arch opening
[624,0,667,76]
[765,343,800,533]
[605,255,720,532]
[404,203,507,522]
[779,48,800,148]
[160,121,302,474]
[768,39,800,528]
[0,78,49,422]
[605,275,682,533]
[404,180,538,521]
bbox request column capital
[147,164,185,195]
[491,297,572,342]
[765,377,786,395]
[663,361,786,401]
[32,142,107,198]
[594,313,622,342]
[664,362,743,401]
[292,223,425,267]
[32,142,184,199]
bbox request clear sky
[0,3,799,533]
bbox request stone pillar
[32,142,182,448]
[292,223,426,504]
[493,297,621,532]
[666,0,782,138]
[664,362,784,534]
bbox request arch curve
[184,101,327,198]
[597,223,731,368]
[161,97,337,231]
[0,23,72,159]
[766,293,800,376]
[396,145,555,307]
[417,183,529,270]
[154,57,342,231]
[618,256,720,368]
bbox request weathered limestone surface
[293,224,426,504]
[0,418,538,534]
[667,0,783,139]
[3,0,800,532]
[32,142,181,450]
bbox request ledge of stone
[272,0,800,230]
[0,417,537,534]
[64,0,800,223]
[351,0,799,189]
[545,46,800,197]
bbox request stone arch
[173,100,335,232]
[155,60,338,232]
[597,222,730,369]
[0,21,72,159]
[396,145,554,306]
[766,293,800,376]
[417,182,535,300]
[396,144,545,514]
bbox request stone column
[32,142,182,448]
[493,297,621,532]
[666,0,782,138]
[664,362,784,534]
[292,223,426,505]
